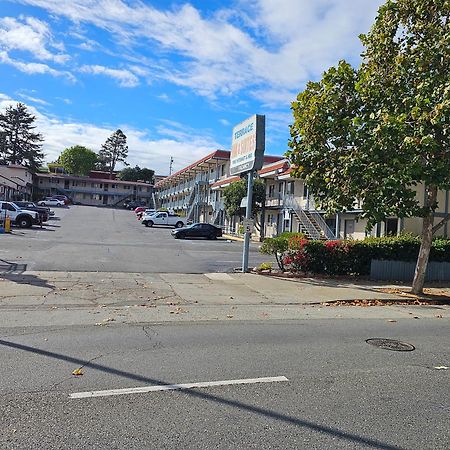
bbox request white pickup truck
[0,201,41,228]
[141,211,186,228]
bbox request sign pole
[242,171,254,272]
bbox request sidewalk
[0,271,448,328]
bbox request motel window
[268,184,275,198]
[287,181,295,195]
[303,184,308,198]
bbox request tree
[118,165,154,183]
[58,145,98,176]
[97,129,128,176]
[223,177,266,218]
[0,103,44,170]
[288,0,450,295]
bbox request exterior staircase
[283,195,336,240]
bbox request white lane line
[69,375,289,399]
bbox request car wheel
[41,202,46,206]
[56,203,61,207]
[148,220,154,227]
[175,221,184,228]
[17,216,32,228]
[143,221,149,227]
[178,233,186,239]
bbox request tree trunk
[411,185,437,295]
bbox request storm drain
[366,338,415,352]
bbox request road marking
[69,375,289,399]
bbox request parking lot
[0,205,272,273]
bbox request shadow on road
[0,260,54,288]
[0,338,405,450]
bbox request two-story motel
[156,150,450,240]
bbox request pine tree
[0,103,44,170]
[98,129,129,176]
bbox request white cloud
[16,0,384,103]
[219,119,230,126]
[0,16,69,63]
[0,50,75,80]
[17,92,51,105]
[79,64,140,87]
[0,92,223,174]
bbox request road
[1,320,449,449]
[0,205,272,273]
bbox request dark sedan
[171,223,222,240]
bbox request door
[344,219,355,238]
[64,180,70,189]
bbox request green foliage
[287,0,450,292]
[222,177,266,218]
[260,232,306,270]
[97,129,129,175]
[288,0,450,226]
[257,262,273,272]
[278,235,450,276]
[58,145,97,176]
[119,165,154,183]
[0,103,44,170]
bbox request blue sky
[0,0,384,174]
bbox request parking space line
[69,375,289,399]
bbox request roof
[258,159,290,176]
[155,151,284,189]
[35,173,153,187]
[210,176,240,189]
[155,149,230,188]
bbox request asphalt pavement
[0,205,271,273]
[1,320,449,449]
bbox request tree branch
[432,213,450,234]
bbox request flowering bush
[260,233,450,276]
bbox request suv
[0,201,41,228]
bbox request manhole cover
[366,338,415,352]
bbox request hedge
[260,233,450,276]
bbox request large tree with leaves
[223,177,266,217]
[58,145,98,176]
[0,103,44,170]
[118,165,154,183]
[287,0,450,295]
[97,129,129,176]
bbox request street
[1,320,449,450]
[0,205,271,273]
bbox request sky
[0,0,384,175]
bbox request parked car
[171,223,223,240]
[142,211,185,228]
[12,201,50,222]
[51,194,72,205]
[136,208,156,220]
[38,197,65,207]
[0,201,41,228]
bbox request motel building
[156,151,450,240]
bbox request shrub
[260,233,450,276]
[260,232,305,270]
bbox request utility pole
[169,157,174,175]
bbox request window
[287,181,295,195]
[91,183,96,188]
[82,181,86,187]
[278,182,284,193]
[385,218,398,236]
[303,184,308,198]
[268,184,275,198]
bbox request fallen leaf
[388,320,397,323]
[226,315,233,318]
[434,366,449,370]
[72,368,83,376]
[435,315,443,318]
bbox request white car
[37,197,65,207]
